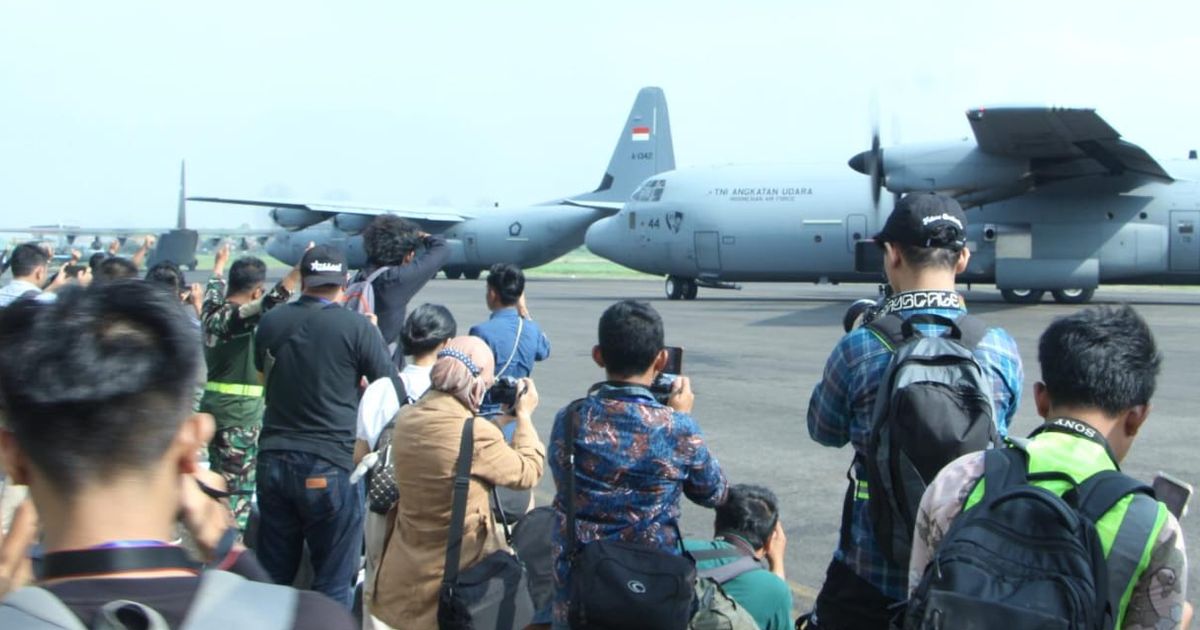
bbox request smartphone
[1153,472,1193,519]
[663,346,684,374]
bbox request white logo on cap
[922,213,964,230]
[309,261,343,273]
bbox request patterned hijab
[429,336,495,412]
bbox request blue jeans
[255,450,363,609]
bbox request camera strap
[496,316,524,378]
[1031,417,1120,468]
[874,290,964,318]
[41,545,200,581]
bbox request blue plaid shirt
[549,383,729,624]
[807,298,1023,600]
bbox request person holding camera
[470,263,551,424]
[804,193,1023,629]
[548,299,729,627]
[371,336,544,630]
[0,280,354,628]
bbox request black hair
[897,243,960,271]
[9,243,49,278]
[401,303,457,357]
[0,281,201,493]
[1038,305,1161,417]
[713,484,780,550]
[598,300,664,378]
[94,256,139,284]
[486,263,525,306]
[145,261,186,296]
[228,256,268,295]
[64,264,88,279]
[363,215,422,267]
[88,252,108,271]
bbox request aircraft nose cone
[848,151,869,174]
[585,217,620,261]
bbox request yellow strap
[856,480,870,500]
[204,382,263,398]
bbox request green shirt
[683,539,793,630]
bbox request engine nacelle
[884,142,1028,195]
[270,207,329,231]
[332,213,374,235]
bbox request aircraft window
[1180,222,1195,235]
[632,179,666,202]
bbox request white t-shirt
[356,364,433,447]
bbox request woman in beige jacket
[370,336,545,629]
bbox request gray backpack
[688,547,762,630]
[858,313,1001,569]
[0,570,299,629]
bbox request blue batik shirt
[549,383,729,625]
[806,290,1023,601]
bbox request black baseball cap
[300,245,347,289]
[874,192,967,251]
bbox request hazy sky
[3,1,1199,230]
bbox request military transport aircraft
[585,106,1200,304]
[190,87,674,277]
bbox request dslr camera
[488,375,523,408]
[649,346,683,404]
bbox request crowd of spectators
[0,201,1190,630]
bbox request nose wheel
[665,276,699,300]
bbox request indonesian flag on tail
[631,126,651,141]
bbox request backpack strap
[867,312,991,351]
[362,265,391,285]
[389,375,408,406]
[864,314,906,350]
[0,586,87,629]
[180,569,299,630]
[696,555,764,585]
[1073,471,1160,629]
[980,446,1030,501]
[952,314,989,351]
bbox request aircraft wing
[0,225,278,238]
[187,196,475,225]
[560,199,624,214]
[967,107,1173,181]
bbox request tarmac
[403,276,1200,611]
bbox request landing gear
[1000,289,1045,304]
[1051,288,1095,304]
[444,269,463,280]
[665,276,698,300]
[463,269,481,280]
[665,276,685,300]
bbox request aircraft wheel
[1000,289,1045,304]
[665,276,684,300]
[683,280,699,300]
[444,269,463,280]
[1051,288,1095,304]
[463,269,482,280]
[187,262,197,272]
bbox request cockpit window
[631,179,666,202]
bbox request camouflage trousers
[207,424,261,532]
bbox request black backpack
[366,375,411,515]
[857,313,1001,568]
[905,445,1158,630]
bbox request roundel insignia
[509,222,523,237]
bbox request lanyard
[1030,417,1121,468]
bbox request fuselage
[267,204,605,271]
[586,161,1200,287]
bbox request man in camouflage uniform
[200,243,305,531]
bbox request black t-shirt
[43,550,354,629]
[254,296,394,470]
[357,233,450,367]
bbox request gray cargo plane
[190,87,674,276]
[585,106,1200,303]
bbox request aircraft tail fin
[177,160,187,230]
[573,86,674,203]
